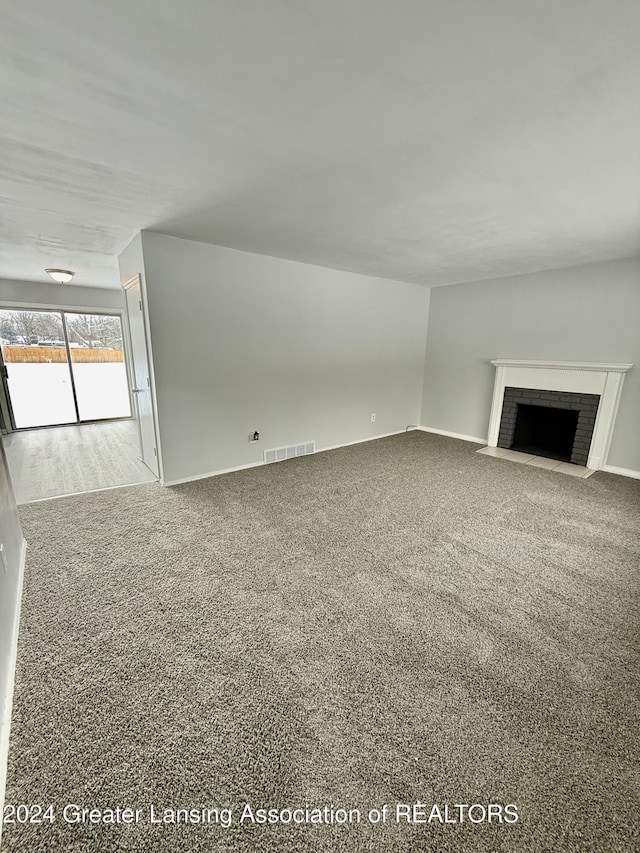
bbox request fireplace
[512,405,578,461]
[487,360,633,471]
[497,387,600,466]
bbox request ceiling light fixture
[45,268,75,284]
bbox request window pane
[65,313,132,421]
[0,310,77,428]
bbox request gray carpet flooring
[4,432,640,852]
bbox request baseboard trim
[417,426,488,444]
[162,460,264,487]
[316,429,407,455]
[600,464,640,480]
[0,537,27,847]
[162,430,411,487]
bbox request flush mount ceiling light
[45,268,75,284]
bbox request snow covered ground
[6,362,131,427]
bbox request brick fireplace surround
[488,360,633,471]
[497,387,600,466]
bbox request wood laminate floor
[3,419,157,504]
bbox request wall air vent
[264,441,315,465]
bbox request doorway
[0,308,131,429]
[122,275,159,478]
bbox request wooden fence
[1,346,124,363]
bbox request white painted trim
[600,464,640,480]
[487,359,633,470]
[0,537,26,848]
[122,273,163,482]
[588,370,623,470]
[491,359,632,373]
[417,426,487,444]
[317,429,408,454]
[162,460,264,487]
[487,364,507,446]
[161,430,411,487]
[0,300,125,317]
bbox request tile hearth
[476,445,595,478]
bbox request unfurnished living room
[0,2,639,852]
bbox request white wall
[0,278,124,313]
[137,232,430,484]
[421,257,640,472]
[0,439,25,844]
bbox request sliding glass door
[0,308,131,429]
[65,313,131,420]
[0,310,76,428]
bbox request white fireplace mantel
[488,359,633,470]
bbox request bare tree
[0,310,123,349]
[0,310,62,344]
[66,314,123,349]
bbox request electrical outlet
[250,431,260,442]
[371,413,376,423]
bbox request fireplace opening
[511,403,579,462]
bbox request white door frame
[122,274,162,480]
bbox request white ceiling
[1,0,639,290]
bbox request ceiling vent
[264,441,315,465]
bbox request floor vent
[264,441,315,465]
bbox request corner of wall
[0,537,26,848]
[0,435,26,842]
[418,285,432,426]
